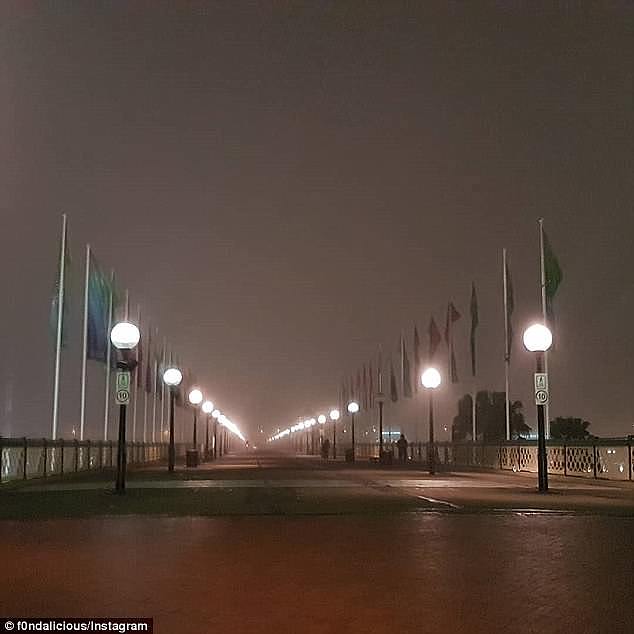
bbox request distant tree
[452,391,531,441]
[549,417,594,441]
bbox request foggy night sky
[1,2,633,441]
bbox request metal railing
[0,438,171,484]
[352,439,634,482]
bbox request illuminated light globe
[163,367,183,387]
[309,418,316,426]
[110,322,140,350]
[523,324,553,352]
[421,367,441,389]
[329,409,340,421]
[202,401,214,414]
[318,414,326,424]
[188,388,203,405]
[347,401,359,414]
[211,409,221,419]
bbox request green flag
[543,230,562,323]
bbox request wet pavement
[1,451,633,633]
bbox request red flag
[428,317,441,359]
[445,302,462,384]
[362,364,368,410]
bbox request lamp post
[110,321,140,494]
[219,414,228,456]
[523,323,553,493]
[421,367,441,476]
[188,388,203,448]
[211,409,220,459]
[347,401,359,462]
[309,418,316,455]
[162,366,183,472]
[376,392,385,458]
[202,400,214,459]
[329,409,340,459]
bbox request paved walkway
[2,451,633,633]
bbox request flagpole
[51,213,67,440]
[159,338,166,443]
[152,357,158,443]
[143,330,149,444]
[103,270,114,441]
[503,248,511,441]
[538,219,550,438]
[79,244,91,441]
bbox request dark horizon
[2,2,633,441]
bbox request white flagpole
[159,338,166,442]
[143,329,149,444]
[79,244,91,441]
[538,218,550,438]
[132,305,140,442]
[152,357,158,443]
[503,248,511,441]
[400,333,405,396]
[51,213,67,440]
[103,270,114,441]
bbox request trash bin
[345,449,355,463]
[186,449,199,468]
[379,449,393,465]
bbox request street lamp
[211,409,221,459]
[110,322,140,494]
[329,409,340,459]
[163,366,183,472]
[347,401,359,462]
[523,323,553,493]
[308,418,316,454]
[421,367,441,475]
[188,388,203,451]
[202,400,214,459]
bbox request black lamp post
[347,401,359,462]
[421,367,442,476]
[162,366,183,472]
[110,321,140,494]
[330,410,339,460]
[523,323,553,493]
[212,410,219,459]
[202,401,213,459]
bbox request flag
[505,257,514,362]
[87,255,118,362]
[50,216,71,347]
[470,283,478,377]
[362,364,368,410]
[444,302,461,343]
[145,330,153,393]
[401,334,412,398]
[155,354,163,402]
[444,302,461,384]
[543,230,562,324]
[413,326,421,392]
[428,317,441,359]
[389,360,398,402]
